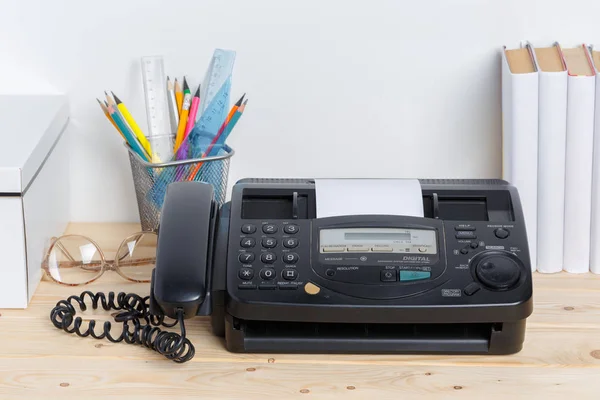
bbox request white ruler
[141,56,174,162]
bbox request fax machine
[149,178,533,355]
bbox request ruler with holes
[141,56,174,163]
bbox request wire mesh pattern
[126,144,233,231]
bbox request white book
[589,47,600,274]
[562,45,596,274]
[501,44,539,271]
[533,43,568,273]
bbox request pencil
[180,77,191,118]
[107,104,149,161]
[184,86,201,138]
[167,76,179,133]
[221,99,247,142]
[175,78,183,115]
[111,92,153,159]
[175,85,202,160]
[187,96,247,181]
[105,91,133,136]
[174,79,192,153]
[96,98,124,139]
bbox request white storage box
[0,95,70,308]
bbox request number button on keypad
[283,238,299,248]
[283,224,299,234]
[261,252,277,264]
[241,224,256,234]
[238,252,255,263]
[260,268,276,280]
[282,252,299,264]
[262,237,277,248]
[240,238,256,248]
[262,224,278,234]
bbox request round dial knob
[471,251,523,290]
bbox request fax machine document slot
[150,178,533,355]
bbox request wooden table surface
[1,222,599,399]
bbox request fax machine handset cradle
[150,182,217,319]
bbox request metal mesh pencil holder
[125,143,234,232]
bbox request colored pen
[174,78,192,152]
[107,104,149,161]
[167,76,179,133]
[175,78,183,115]
[220,99,247,144]
[105,92,133,137]
[177,86,201,160]
[110,92,153,159]
[96,98,124,139]
[226,93,245,126]
[184,86,201,137]
[187,96,247,181]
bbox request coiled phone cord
[49,291,195,363]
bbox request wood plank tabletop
[1,222,599,399]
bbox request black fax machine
[149,178,533,355]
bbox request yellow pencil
[174,79,192,153]
[175,78,183,115]
[96,98,124,139]
[110,92,153,159]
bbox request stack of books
[502,42,600,274]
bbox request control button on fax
[347,245,370,252]
[494,228,510,239]
[282,268,298,281]
[238,268,254,280]
[455,231,477,240]
[399,270,431,281]
[454,225,476,231]
[322,246,345,252]
[380,270,397,282]
[372,246,393,252]
[464,282,481,296]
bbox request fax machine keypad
[235,220,307,292]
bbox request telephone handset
[50,182,215,364]
[151,182,217,319]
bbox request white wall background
[1,0,600,222]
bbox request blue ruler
[197,49,236,121]
[188,77,231,158]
